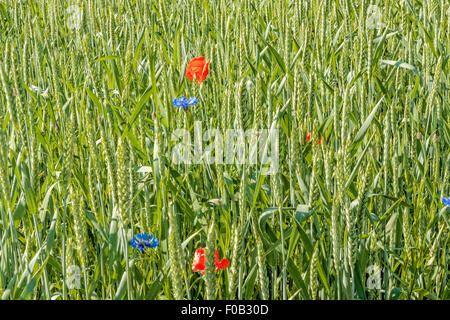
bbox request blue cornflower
[442,197,450,207]
[130,233,159,253]
[173,96,198,110]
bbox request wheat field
[0,0,449,300]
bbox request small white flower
[29,85,41,93]
[41,87,50,98]
[30,85,50,98]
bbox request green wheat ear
[228,220,241,299]
[168,203,184,300]
[117,137,129,228]
[310,243,319,300]
[205,213,217,300]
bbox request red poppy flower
[192,248,229,274]
[192,248,206,273]
[307,132,323,145]
[186,57,209,84]
[214,250,229,270]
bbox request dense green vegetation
[0,0,448,300]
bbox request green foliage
[0,0,448,300]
